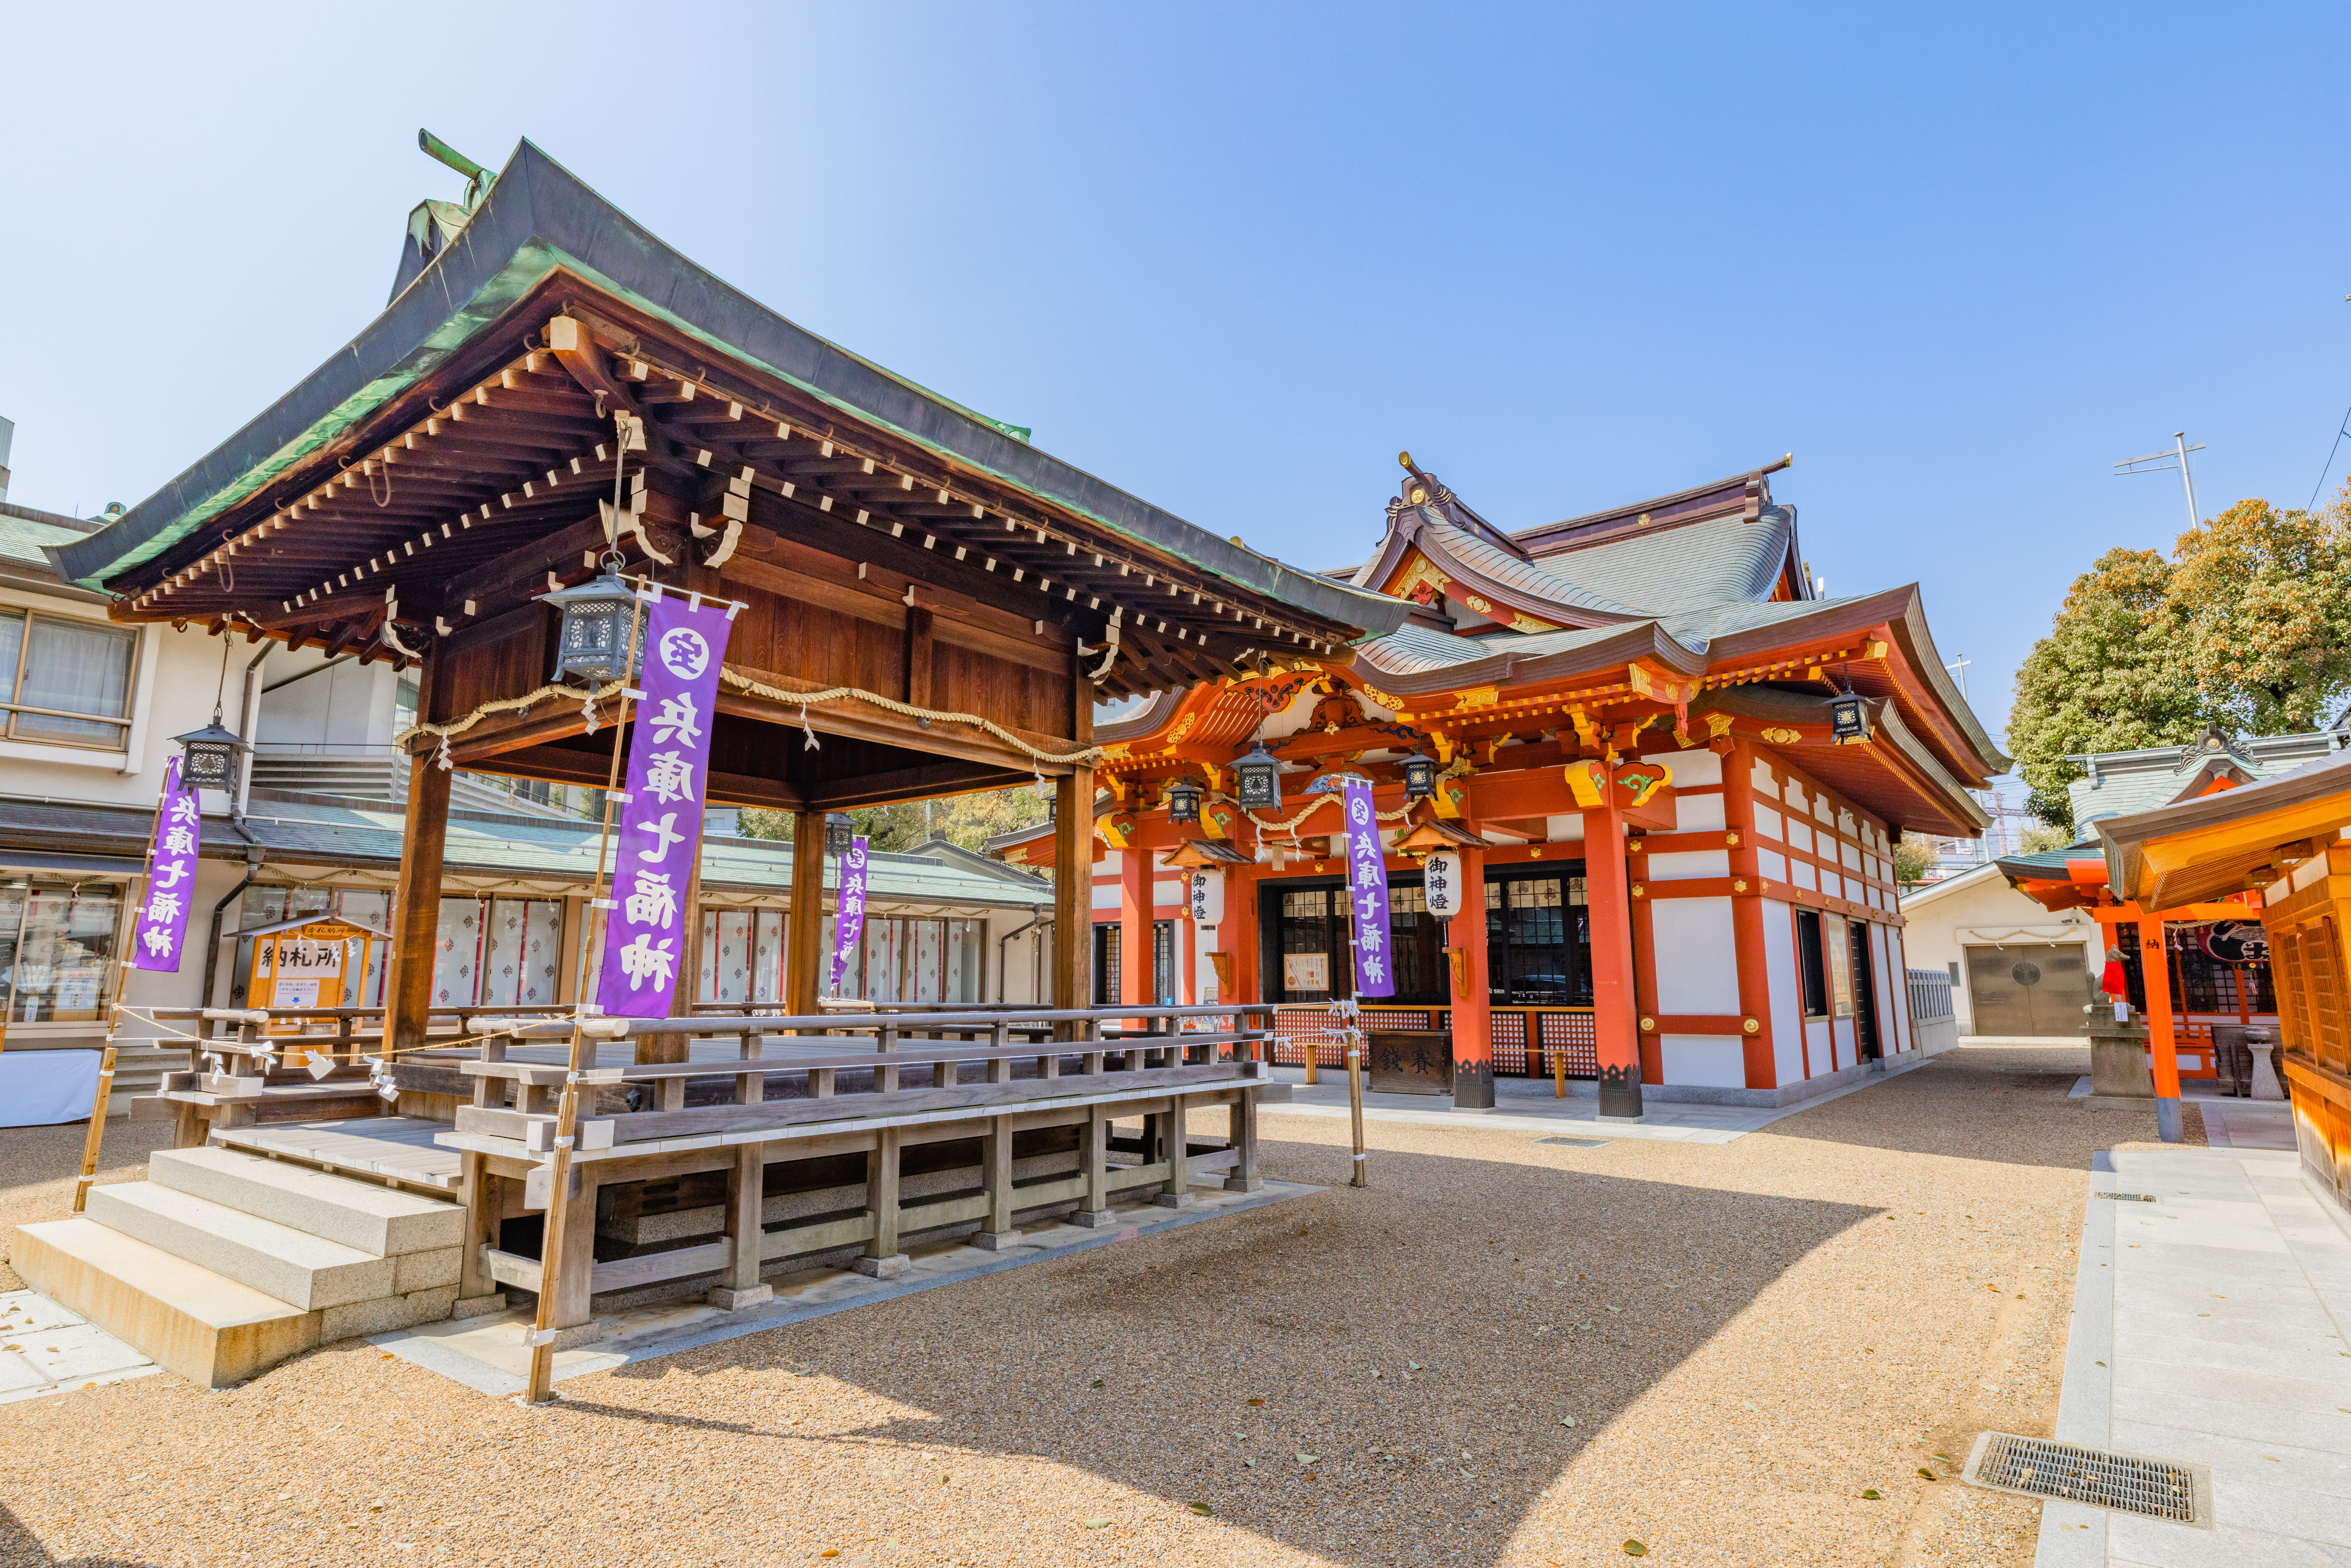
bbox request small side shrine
[2007,749,2351,1202]
[238,914,389,1032]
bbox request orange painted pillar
[2138,916,2185,1142]
[1718,742,1779,1086]
[1583,796,1645,1120]
[1449,843,1494,1108]
[1119,847,1151,1022]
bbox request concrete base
[704,1284,772,1310]
[1222,1175,1266,1193]
[968,1230,1021,1252]
[851,1252,911,1279]
[450,1293,508,1319]
[1067,1209,1121,1229]
[11,1218,319,1390]
[1150,1191,1199,1210]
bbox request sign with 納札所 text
[595,591,734,1017]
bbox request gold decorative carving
[1741,1017,1760,1034]
[1704,711,1737,739]
[1357,684,1403,711]
[1725,832,1740,847]
[1453,686,1500,711]
[1464,594,1493,614]
[1639,1016,1655,1032]
[1759,726,1803,746]
[1098,742,1132,759]
[1166,714,1197,745]
[1389,552,1452,604]
[1509,612,1562,633]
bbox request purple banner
[131,756,201,973]
[828,837,870,996]
[594,590,734,1017]
[1343,777,1393,998]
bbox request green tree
[2169,496,2351,733]
[2016,822,2072,855]
[2007,546,2208,831]
[1891,837,1936,887]
[737,785,1053,856]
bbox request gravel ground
[0,1043,2201,1568]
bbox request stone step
[147,1146,462,1257]
[82,1182,395,1310]
[11,1217,318,1389]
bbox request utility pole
[2114,432,2206,529]
[1944,655,1971,700]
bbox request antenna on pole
[2114,432,2206,530]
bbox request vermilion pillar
[2138,916,2186,1143]
[1583,796,1645,1120]
[1119,847,1151,1020]
[1449,844,1494,1108]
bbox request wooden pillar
[1720,743,1780,1085]
[1223,1087,1263,1192]
[973,1114,1020,1250]
[2138,915,2186,1142]
[1071,1102,1116,1226]
[1155,1093,1195,1208]
[1449,843,1495,1108]
[855,1127,910,1275]
[548,1165,600,1328]
[1119,846,1150,1022]
[1181,904,1199,1008]
[457,1151,503,1307]
[385,653,451,1058]
[1583,796,1645,1120]
[786,809,826,1019]
[707,1143,772,1308]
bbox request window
[1093,922,1121,1005]
[1795,909,1829,1018]
[0,880,125,1022]
[1484,870,1592,1006]
[819,915,984,1005]
[699,908,788,1005]
[0,610,137,749]
[1825,915,1855,1018]
[1278,888,1332,1001]
[1152,919,1176,1005]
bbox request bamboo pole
[525,550,649,1406]
[73,765,175,1212]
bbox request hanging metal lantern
[1234,743,1284,811]
[1165,776,1203,825]
[171,719,251,793]
[1829,692,1871,745]
[540,573,645,684]
[825,812,856,857]
[1398,751,1438,801]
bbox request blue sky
[5,3,2348,751]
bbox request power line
[2308,401,2351,510]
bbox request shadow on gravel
[589,1135,1880,1567]
[0,1503,158,1567]
[1752,1043,2163,1170]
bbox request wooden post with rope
[524,506,650,1404]
[73,768,176,1213]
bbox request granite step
[11,1218,318,1389]
[81,1182,393,1310]
[146,1146,461,1257]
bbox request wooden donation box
[1368,1030,1454,1095]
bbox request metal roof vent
[1962,1432,2210,1526]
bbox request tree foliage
[2169,497,2351,734]
[737,785,1053,857]
[1890,837,1936,887]
[2007,547,2207,830]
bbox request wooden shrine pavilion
[994,455,2006,1114]
[18,138,1409,1387]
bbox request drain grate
[1534,1136,1610,1149]
[1962,1432,2209,1525]
[2092,1192,2157,1203]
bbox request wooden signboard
[1367,1029,1454,1095]
[249,919,379,1034]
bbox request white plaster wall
[1194,919,1222,1004]
[1648,849,1729,881]
[1091,878,1121,911]
[1872,923,1900,1054]
[1661,1034,1746,1088]
[1808,1016,1837,1074]
[1673,793,1727,833]
[1792,862,1817,891]
[1544,814,1586,841]
[1896,868,2098,1033]
[1750,758,1778,797]
[1758,848,1787,882]
[255,648,398,748]
[1787,820,1814,855]
[1152,879,1181,910]
[1762,899,1804,1085]
[1652,896,1739,1014]
[1753,805,1783,840]
[1889,925,1915,1052]
[1643,747,1723,788]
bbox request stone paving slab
[2034,1149,2351,1567]
[0,1289,161,1404]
